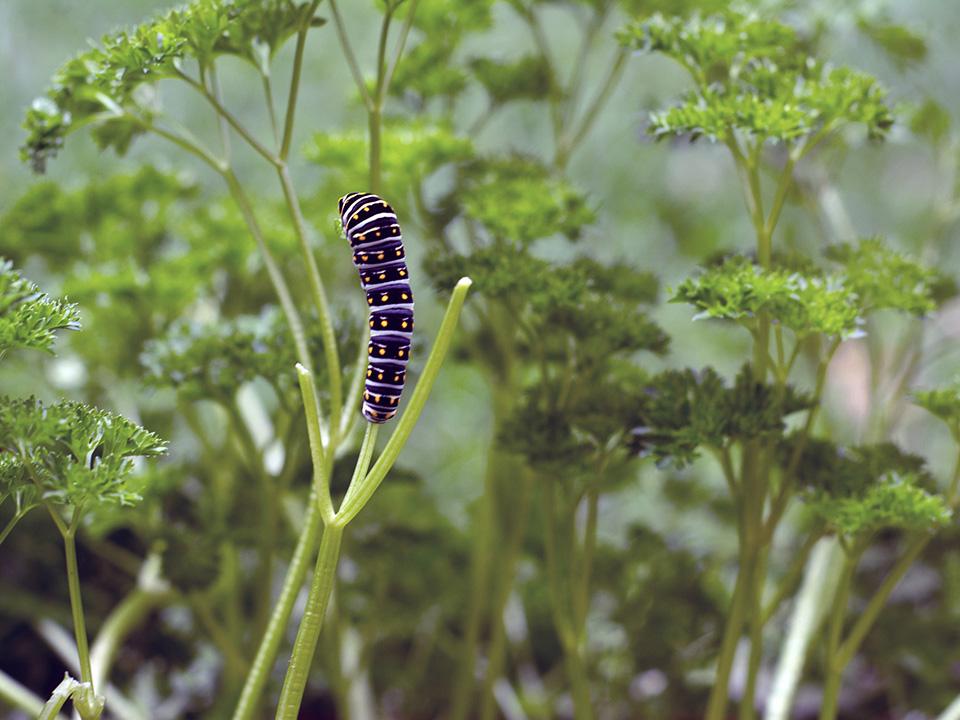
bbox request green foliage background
[3,0,960,718]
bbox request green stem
[262,71,280,147]
[449,445,502,720]
[63,530,93,689]
[37,676,81,720]
[767,538,845,720]
[705,517,754,720]
[834,534,929,670]
[367,7,392,193]
[740,543,769,720]
[369,106,383,194]
[278,165,342,437]
[764,153,798,239]
[273,524,345,720]
[0,511,25,545]
[175,69,280,167]
[819,548,860,720]
[207,62,233,161]
[281,1,320,161]
[296,365,336,524]
[477,471,534,720]
[0,668,58,718]
[339,325,371,439]
[379,0,421,97]
[334,278,473,526]
[231,493,324,720]
[573,487,600,632]
[557,49,627,169]
[329,0,375,111]
[340,422,380,511]
[542,481,593,720]
[221,169,313,373]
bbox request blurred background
[2,0,960,718]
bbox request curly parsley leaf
[807,475,951,536]
[0,260,80,356]
[913,380,960,437]
[631,364,812,467]
[672,256,862,338]
[825,238,954,315]
[458,157,595,244]
[619,11,894,144]
[0,397,166,514]
[22,0,317,171]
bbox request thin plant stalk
[274,523,346,720]
[231,493,324,720]
[0,668,56,718]
[477,470,535,720]
[63,529,93,691]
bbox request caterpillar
[338,192,414,424]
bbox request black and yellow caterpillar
[338,192,414,423]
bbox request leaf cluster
[0,167,291,375]
[0,259,79,355]
[673,240,950,339]
[619,11,893,144]
[781,436,950,535]
[806,477,951,536]
[387,0,495,103]
[631,364,812,467]
[305,120,473,212]
[913,379,960,438]
[673,255,862,338]
[500,361,651,476]
[825,237,955,315]
[0,396,166,513]
[22,0,316,170]
[469,55,552,106]
[458,156,596,244]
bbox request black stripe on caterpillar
[338,192,414,424]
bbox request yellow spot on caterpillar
[364,392,369,400]
[368,347,373,354]
[365,206,371,212]
[393,228,398,234]
[377,253,384,260]
[378,373,383,380]
[367,298,373,305]
[399,270,406,277]
[369,320,374,327]
[391,397,397,404]
[396,250,401,256]
[398,350,404,358]
[381,294,388,302]
[359,234,365,242]
[353,213,358,220]
[364,276,371,283]
[381,320,388,327]
[401,293,409,300]
[366,369,372,377]
[361,255,369,261]
[375,394,381,402]
[394,374,401,381]
[379,348,386,356]
[401,321,408,329]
